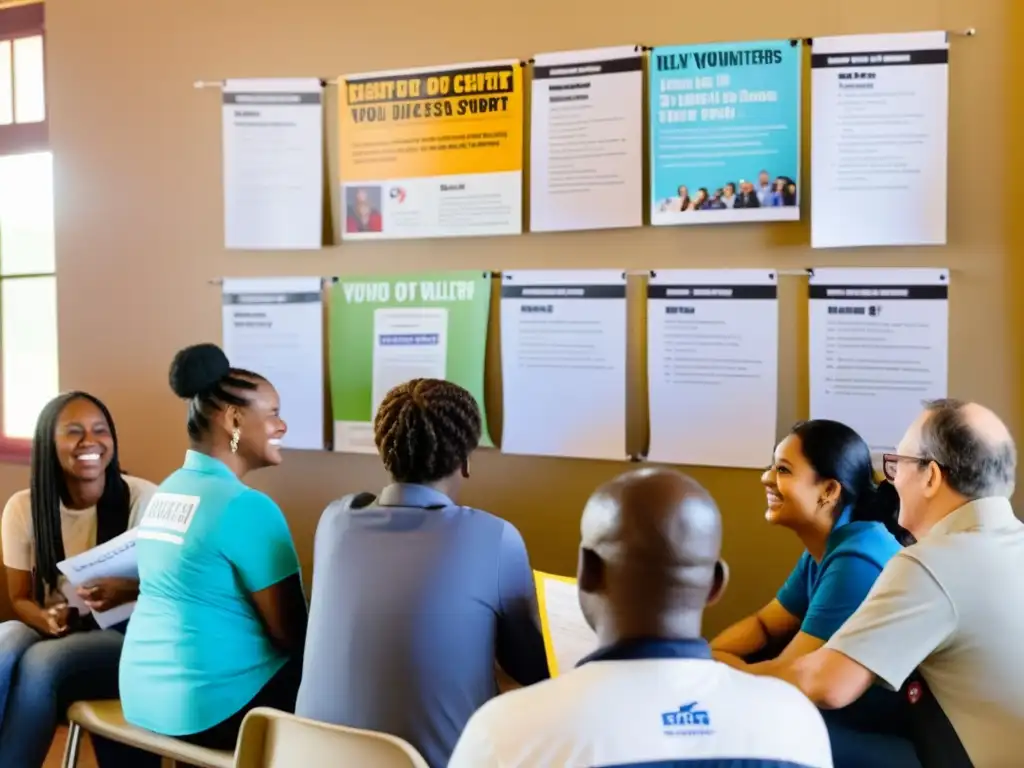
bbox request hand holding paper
[57,528,139,630]
[76,577,138,613]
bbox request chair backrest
[234,707,430,768]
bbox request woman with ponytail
[0,392,156,766]
[711,419,918,767]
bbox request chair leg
[61,722,82,768]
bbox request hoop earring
[230,428,240,454]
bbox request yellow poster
[339,59,523,240]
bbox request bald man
[775,399,1024,767]
[450,468,832,768]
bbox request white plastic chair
[233,707,429,768]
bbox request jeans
[0,620,159,768]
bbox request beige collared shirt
[826,497,1024,767]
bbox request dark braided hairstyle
[373,379,482,484]
[30,392,131,604]
[168,343,263,441]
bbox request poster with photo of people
[649,39,803,226]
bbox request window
[0,1,56,459]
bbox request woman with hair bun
[711,419,918,767]
[119,343,307,749]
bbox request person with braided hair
[0,392,156,767]
[119,343,307,750]
[297,378,549,768]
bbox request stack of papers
[57,528,139,629]
[534,570,597,676]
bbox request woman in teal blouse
[119,343,308,749]
[711,419,917,767]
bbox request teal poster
[650,40,802,225]
[329,270,492,454]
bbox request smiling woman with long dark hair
[0,391,156,766]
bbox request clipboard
[534,570,598,676]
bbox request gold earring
[230,428,240,454]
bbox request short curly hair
[374,379,482,484]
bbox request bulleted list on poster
[530,46,643,233]
[647,270,779,469]
[500,270,627,461]
[221,277,325,450]
[650,40,802,226]
[221,78,324,250]
[328,271,492,453]
[339,60,523,240]
[811,32,949,249]
[809,268,949,455]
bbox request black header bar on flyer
[533,56,643,80]
[809,285,948,300]
[223,92,322,105]
[501,284,627,299]
[647,285,778,300]
[811,49,948,69]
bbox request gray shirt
[826,497,1024,767]
[296,483,549,768]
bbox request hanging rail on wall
[206,270,833,284]
[192,28,978,88]
[192,79,333,89]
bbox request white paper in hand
[534,571,597,676]
[57,528,139,629]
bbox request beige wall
[17,0,1017,634]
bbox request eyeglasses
[881,453,944,482]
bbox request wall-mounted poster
[328,271,492,453]
[500,269,627,461]
[221,277,325,450]
[809,267,949,455]
[529,46,643,233]
[650,40,802,226]
[222,78,323,249]
[339,61,523,240]
[811,32,949,249]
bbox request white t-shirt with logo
[1,474,156,605]
[450,654,833,768]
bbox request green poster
[329,270,492,454]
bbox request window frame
[0,0,49,463]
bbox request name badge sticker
[138,492,201,544]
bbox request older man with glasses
[763,398,1023,767]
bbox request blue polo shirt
[777,508,911,743]
[776,509,901,641]
[120,450,301,735]
[296,483,549,768]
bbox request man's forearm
[775,650,872,710]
